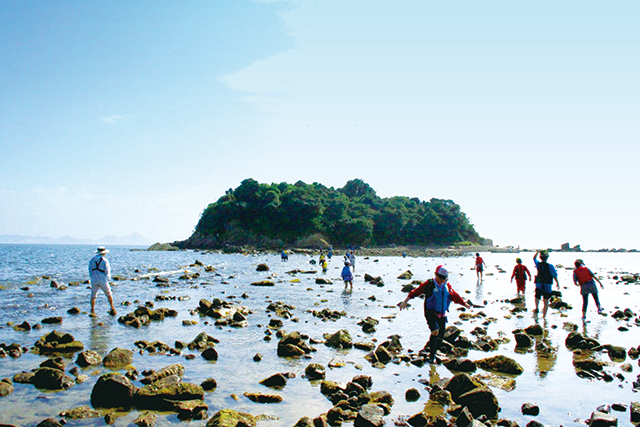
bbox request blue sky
[1,1,638,250]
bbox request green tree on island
[179,178,483,249]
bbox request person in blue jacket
[533,250,560,317]
[341,260,354,290]
[398,266,470,363]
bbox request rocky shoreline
[2,251,640,427]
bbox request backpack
[534,261,552,284]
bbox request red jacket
[511,264,531,281]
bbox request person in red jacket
[398,265,470,363]
[573,259,604,320]
[510,258,531,295]
[475,253,487,282]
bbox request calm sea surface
[0,244,639,426]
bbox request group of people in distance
[398,250,606,365]
[507,250,604,319]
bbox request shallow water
[0,245,639,426]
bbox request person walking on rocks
[510,258,531,295]
[341,260,354,290]
[397,266,470,363]
[533,250,559,317]
[474,253,487,282]
[347,250,356,271]
[88,246,117,317]
[573,259,604,320]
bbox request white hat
[96,246,109,254]
[435,265,448,279]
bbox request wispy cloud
[102,115,124,124]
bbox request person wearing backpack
[573,259,604,320]
[510,258,531,295]
[88,246,117,317]
[533,250,559,317]
[397,265,470,363]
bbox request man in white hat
[88,246,116,317]
[398,265,470,363]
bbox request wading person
[341,260,353,291]
[475,253,487,282]
[89,246,117,317]
[510,258,531,295]
[533,250,559,317]
[573,259,604,320]
[397,266,470,363]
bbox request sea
[0,244,639,426]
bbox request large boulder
[514,332,534,348]
[0,379,14,396]
[206,409,255,427]
[31,367,75,390]
[277,331,315,357]
[243,392,283,403]
[103,347,134,369]
[91,372,138,409]
[355,404,385,427]
[33,331,84,354]
[524,324,544,336]
[457,387,499,419]
[141,364,185,385]
[188,332,219,351]
[135,382,204,410]
[59,405,101,420]
[631,402,640,423]
[75,350,103,367]
[397,270,413,280]
[406,413,448,427]
[293,417,315,427]
[259,373,288,389]
[133,412,156,427]
[445,373,485,402]
[443,359,477,373]
[305,363,326,380]
[589,411,618,427]
[369,390,394,407]
[476,355,524,375]
[324,329,353,349]
[607,346,626,362]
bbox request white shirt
[89,254,111,285]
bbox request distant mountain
[0,232,152,246]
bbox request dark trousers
[425,310,447,357]
[582,292,601,312]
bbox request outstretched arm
[449,286,471,309]
[591,269,604,288]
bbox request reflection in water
[475,281,483,303]
[533,321,558,378]
[422,365,446,417]
[89,317,111,354]
[340,289,353,308]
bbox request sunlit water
[0,244,639,426]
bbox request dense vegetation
[179,178,483,249]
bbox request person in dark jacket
[533,250,560,317]
[398,265,470,363]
